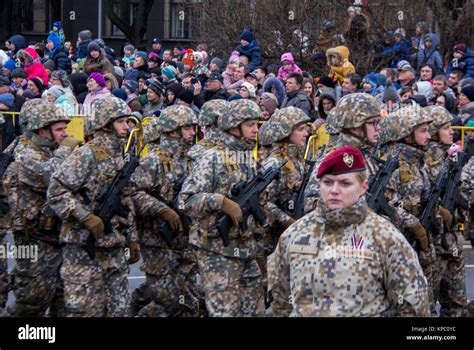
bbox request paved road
[4,233,474,313]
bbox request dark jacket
[237,40,263,73]
[447,48,474,79]
[263,77,286,107]
[51,45,72,74]
[382,39,410,69]
[194,88,230,109]
[84,49,116,77]
[282,90,313,117]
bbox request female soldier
[268,146,429,317]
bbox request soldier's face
[113,117,130,138]
[239,120,259,140]
[413,123,431,146]
[320,173,368,209]
[50,121,69,143]
[438,123,453,145]
[289,124,309,147]
[181,125,195,143]
[364,118,381,145]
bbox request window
[110,1,139,37]
[170,0,201,39]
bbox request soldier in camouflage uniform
[47,97,139,317]
[423,106,467,316]
[461,156,474,248]
[130,105,199,317]
[178,99,265,317]
[304,93,382,213]
[8,101,80,316]
[268,146,430,317]
[379,105,436,314]
[258,107,310,253]
[0,100,42,312]
[188,100,227,162]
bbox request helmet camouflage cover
[26,101,70,131]
[156,105,196,134]
[87,97,132,133]
[424,105,453,136]
[332,93,381,130]
[259,107,310,145]
[199,100,227,127]
[379,105,433,144]
[219,99,262,131]
[19,99,46,127]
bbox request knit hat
[123,80,138,94]
[466,118,474,127]
[88,72,106,88]
[136,51,148,60]
[383,80,399,103]
[47,86,65,98]
[29,77,44,91]
[43,59,56,72]
[317,76,336,89]
[111,88,128,101]
[229,51,240,64]
[124,69,139,81]
[162,65,177,80]
[2,59,16,73]
[363,73,378,87]
[152,37,162,44]
[114,66,124,78]
[124,44,135,53]
[166,82,183,96]
[22,90,35,99]
[461,86,474,102]
[240,29,255,43]
[177,61,185,74]
[409,95,428,107]
[11,68,27,79]
[454,44,466,55]
[78,30,92,42]
[47,32,61,50]
[241,82,256,98]
[177,89,194,105]
[211,57,224,70]
[87,41,101,55]
[260,94,278,116]
[51,70,69,87]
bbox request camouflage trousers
[61,244,131,317]
[418,242,437,316]
[0,231,8,310]
[432,232,467,317]
[8,231,64,317]
[197,249,265,317]
[131,245,202,317]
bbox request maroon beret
[317,146,367,178]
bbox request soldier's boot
[130,282,152,316]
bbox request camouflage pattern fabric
[219,99,262,131]
[155,105,196,134]
[26,100,70,131]
[268,197,430,317]
[424,106,453,137]
[199,100,228,127]
[330,93,380,130]
[258,107,309,145]
[86,97,131,133]
[0,231,7,311]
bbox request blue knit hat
[3,59,16,73]
[124,69,139,82]
[124,80,138,94]
[363,73,378,87]
[162,65,177,80]
[240,29,254,43]
[52,20,62,29]
[47,32,61,50]
[112,88,128,101]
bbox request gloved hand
[60,136,82,150]
[158,208,183,233]
[81,214,105,240]
[410,222,429,252]
[222,198,243,228]
[282,217,296,230]
[439,206,453,232]
[128,241,140,264]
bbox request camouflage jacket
[47,131,137,248]
[260,143,305,229]
[304,131,378,213]
[178,131,259,259]
[187,128,222,162]
[461,156,474,202]
[268,197,430,317]
[384,143,431,231]
[131,135,193,247]
[424,142,450,182]
[15,133,75,242]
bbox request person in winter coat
[83,41,116,77]
[281,73,313,118]
[326,46,355,86]
[382,28,411,69]
[74,30,92,61]
[69,73,89,104]
[415,33,443,74]
[6,35,27,57]
[46,32,72,74]
[263,77,286,107]
[446,44,474,79]
[277,52,303,81]
[236,29,263,73]
[83,72,111,115]
[223,51,240,89]
[17,48,49,86]
[317,87,337,120]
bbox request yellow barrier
[451,126,474,150]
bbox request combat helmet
[259,107,309,146]
[87,97,132,133]
[219,99,262,131]
[199,100,227,127]
[379,105,433,144]
[26,101,70,131]
[332,93,381,130]
[19,99,46,127]
[424,106,453,136]
[156,105,196,134]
